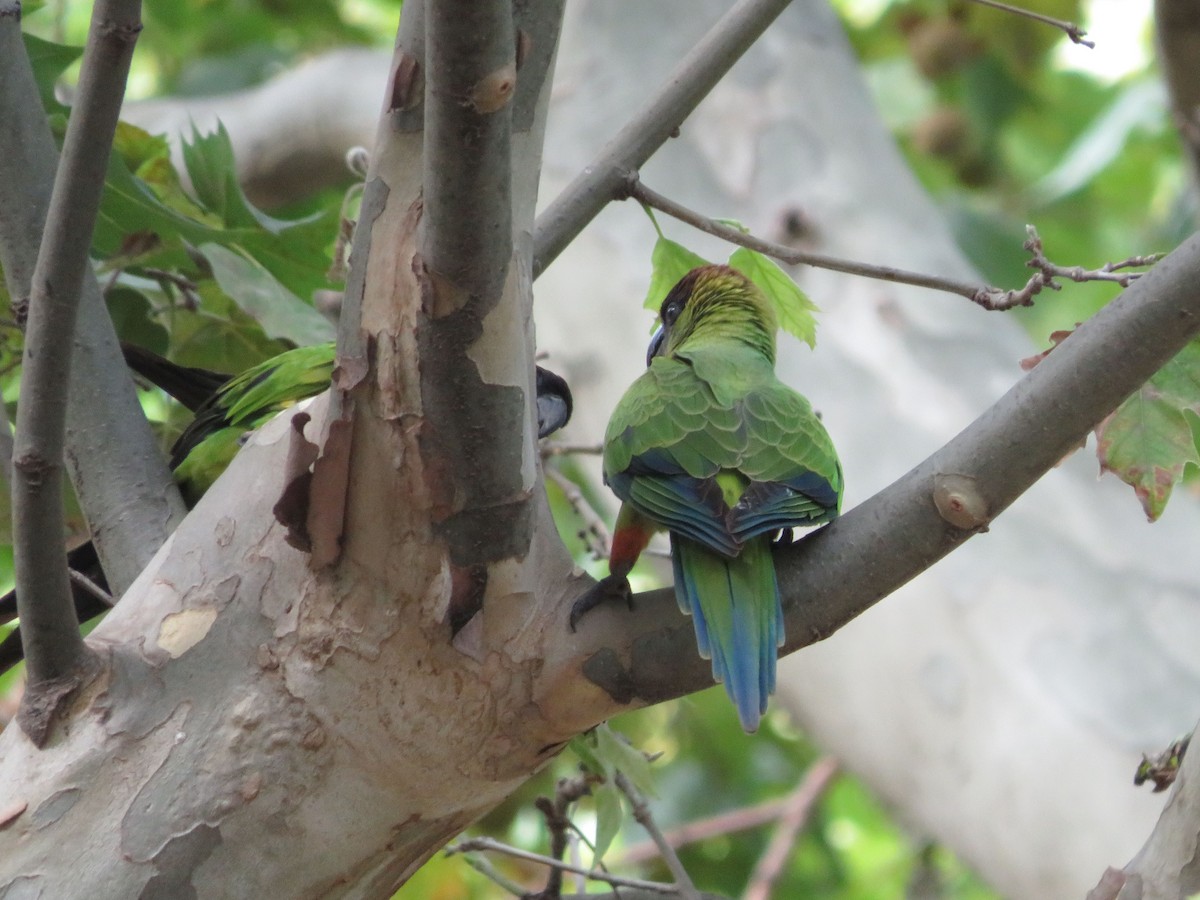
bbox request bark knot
[932,473,990,531]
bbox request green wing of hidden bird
[164,343,338,504]
[580,264,842,732]
[0,342,573,673]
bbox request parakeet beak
[646,325,665,367]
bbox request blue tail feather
[671,535,783,732]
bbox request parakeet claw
[568,574,634,631]
[772,528,796,548]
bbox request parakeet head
[647,265,778,366]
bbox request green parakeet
[588,264,842,732]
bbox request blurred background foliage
[2,0,1178,896]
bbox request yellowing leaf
[1096,339,1200,521]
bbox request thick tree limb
[0,2,185,602]
[423,0,514,300]
[11,0,145,704]
[558,229,1200,716]
[531,0,795,277]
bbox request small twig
[141,267,202,310]
[620,794,795,865]
[629,179,1162,312]
[627,178,994,305]
[965,0,1094,47]
[743,757,840,900]
[68,568,114,610]
[983,226,1163,311]
[457,852,528,897]
[533,774,598,899]
[545,465,611,562]
[447,837,682,895]
[614,771,701,900]
[532,0,795,276]
[540,442,604,458]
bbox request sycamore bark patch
[157,606,219,658]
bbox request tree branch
[613,771,701,900]
[743,757,839,900]
[626,178,998,304]
[0,1,185,602]
[1156,0,1200,186]
[11,0,144,712]
[423,0,514,299]
[447,837,682,894]
[629,181,1160,310]
[562,230,1200,716]
[964,0,1093,47]
[530,0,794,277]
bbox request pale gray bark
[1,2,1197,898]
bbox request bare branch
[568,230,1200,711]
[447,837,682,894]
[744,758,839,900]
[531,0,795,276]
[975,225,1161,311]
[456,853,527,897]
[627,178,994,303]
[614,771,701,900]
[541,442,604,458]
[67,569,113,610]
[11,0,144,707]
[964,0,1093,47]
[629,180,1159,311]
[0,1,185,602]
[545,465,611,562]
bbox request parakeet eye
[662,300,683,326]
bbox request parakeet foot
[569,574,634,631]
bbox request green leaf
[569,731,606,776]
[595,723,658,798]
[201,243,336,346]
[94,124,335,302]
[728,247,819,348]
[21,34,82,113]
[1096,339,1200,521]
[644,237,710,313]
[183,123,302,234]
[106,287,170,355]
[592,781,624,862]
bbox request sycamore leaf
[95,124,334,303]
[595,723,658,798]
[568,731,604,774]
[644,237,711,313]
[728,247,819,348]
[201,244,336,346]
[21,34,82,113]
[1096,339,1200,521]
[592,781,624,862]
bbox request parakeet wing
[603,349,840,557]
